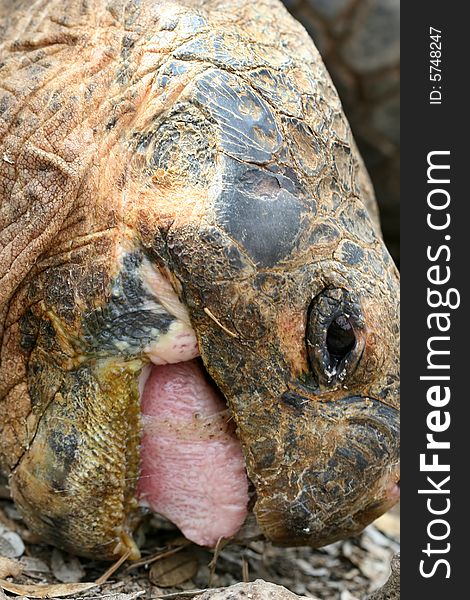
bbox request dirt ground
[0,479,399,600]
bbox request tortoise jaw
[243,393,400,548]
[257,468,400,549]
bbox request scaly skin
[283,0,400,261]
[0,0,399,559]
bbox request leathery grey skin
[0,0,399,559]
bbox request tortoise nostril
[306,288,366,386]
[326,315,356,361]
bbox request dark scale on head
[267,163,306,196]
[156,60,190,89]
[337,240,365,265]
[178,12,207,34]
[253,272,285,302]
[168,224,255,291]
[367,249,386,277]
[81,250,175,357]
[339,200,377,244]
[191,69,282,163]
[332,143,353,193]
[214,159,305,267]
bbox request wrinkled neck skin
[0,0,399,559]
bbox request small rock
[50,548,85,583]
[20,556,51,574]
[195,580,314,600]
[340,591,359,600]
[367,554,400,600]
[0,525,25,558]
[3,505,21,521]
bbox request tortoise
[0,0,400,560]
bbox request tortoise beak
[245,395,400,547]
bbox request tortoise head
[133,53,400,548]
[162,151,400,548]
[0,0,399,557]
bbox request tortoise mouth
[134,355,400,550]
[136,357,251,547]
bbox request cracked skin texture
[0,0,399,560]
[284,0,400,262]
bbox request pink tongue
[137,360,249,547]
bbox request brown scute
[1,0,399,559]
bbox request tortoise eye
[307,288,365,386]
[326,315,356,363]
